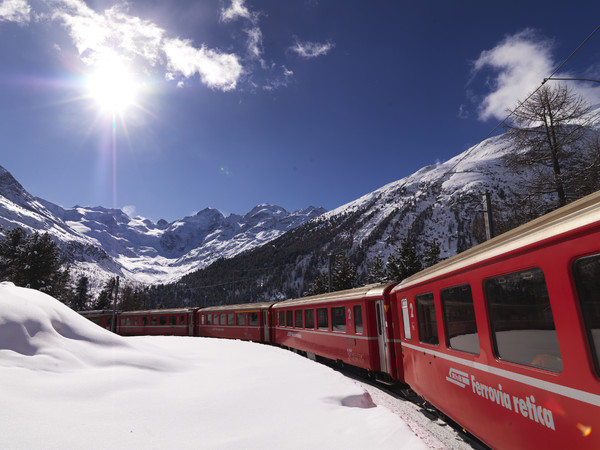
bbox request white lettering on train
[444,368,556,431]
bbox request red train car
[79,310,115,331]
[118,308,197,336]
[197,302,274,342]
[391,192,600,449]
[271,283,400,378]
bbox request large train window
[169,316,176,326]
[295,310,303,328]
[441,284,479,354]
[332,307,346,332]
[305,309,315,329]
[416,292,438,345]
[206,314,211,325]
[354,305,363,334]
[227,313,234,326]
[573,254,600,375]
[286,310,293,327]
[278,311,285,326]
[484,268,562,372]
[317,308,329,330]
[236,313,245,326]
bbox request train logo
[446,368,470,388]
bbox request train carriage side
[391,192,600,449]
[197,302,275,342]
[272,283,399,377]
[118,308,197,336]
[79,310,114,331]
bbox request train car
[118,308,198,336]
[197,302,274,342]
[271,283,400,379]
[79,310,115,331]
[390,192,600,449]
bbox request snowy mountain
[0,166,325,286]
[178,131,575,303]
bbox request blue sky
[1,0,599,222]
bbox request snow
[0,282,432,449]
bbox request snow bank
[0,283,429,449]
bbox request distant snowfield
[0,283,432,449]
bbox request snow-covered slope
[0,166,325,285]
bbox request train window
[317,308,329,330]
[401,298,411,340]
[151,317,157,326]
[142,317,148,326]
[160,316,167,325]
[354,305,363,334]
[220,314,226,325]
[249,312,258,326]
[278,311,285,326]
[206,315,211,325]
[332,307,346,332]
[121,318,125,326]
[180,315,185,324]
[236,313,245,326]
[213,314,218,325]
[441,284,479,354]
[228,313,234,326]
[286,310,294,327]
[573,254,600,375]
[170,316,176,326]
[201,315,206,325]
[134,318,138,326]
[305,309,315,329]
[484,268,562,372]
[295,310,303,328]
[416,292,438,345]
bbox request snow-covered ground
[0,282,454,449]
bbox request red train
[80,191,600,449]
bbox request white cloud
[0,0,31,23]
[47,0,243,91]
[290,40,334,59]
[246,26,263,60]
[471,29,554,121]
[220,0,254,23]
[163,38,242,91]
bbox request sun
[86,55,139,115]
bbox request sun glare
[87,56,139,115]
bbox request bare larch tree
[504,83,600,209]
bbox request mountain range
[0,166,325,288]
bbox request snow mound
[0,282,181,372]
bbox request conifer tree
[386,239,422,282]
[367,255,387,283]
[0,227,70,301]
[331,253,358,291]
[72,276,91,311]
[422,239,442,269]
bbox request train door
[263,310,270,343]
[375,300,390,373]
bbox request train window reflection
[416,292,438,345]
[332,307,346,332]
[484,268,562,372]
[573,254,600,376]
[304,309,315,329]
[249,312,258,326]
[354,305,363,334]
[295,310,303,328]
[236,313,245,326]
[441,284,479,354]
[317,308,328,330]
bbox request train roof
[272,282,398,309]
[199,302,275,313]
[392,190,600,294]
